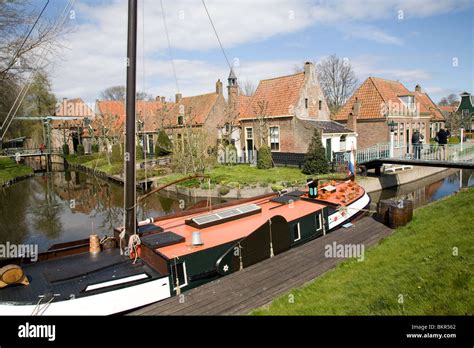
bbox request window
[177,116,183,125]
[305,98,308,109]
[224,123,231,133]
[269,126,280,151]
[293,223,301,242]
[315,214,322,231]
[462,109,469,117]
[245,127,253,140]
[319,100,322,110]
[172,262,188,290]
[399,95,415,112]
[340,135,346,151]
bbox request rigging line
[159,0,180,93]
[0,0,51,78]
[201,0,231,70]
[1,0,75,139]
[142,0,147,189]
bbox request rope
[160,0,180,93]
[31,295,56,316]
[269,219,274,258]
[201,0,231,70]
[128,234,141,264]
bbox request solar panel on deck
[185,203,261,229]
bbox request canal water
[0,169,473,252]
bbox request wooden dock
[130,216,393,316]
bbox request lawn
[0,156,34,185]
[252,187,474,315]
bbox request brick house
[334,77,445,151]
[236,62,356,163]
[52,98,95,153]
[160,81,226,148]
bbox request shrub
[136,145,144,160]
[62,144,70,156]
[225,144,238,165]
[302,129,329,175]
[155,130,172,157]
[91,144,99,153]
[111,144,122,163]
[218,185,230,196]
[257,144,273,169]
[77,144,85,156]
[271,183,284,192]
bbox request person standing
[436,128,449,160]
[411,129,423,159]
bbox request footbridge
[335,142,474,172]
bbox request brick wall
[338,119,388,149]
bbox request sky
[39,0,474,105]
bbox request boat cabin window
[172,262,188,290]
[315,214,322,231]
[293,223,301,242]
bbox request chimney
[175,93,182,103]
[155,95,160,101]
[415,84,422,93]
[161,96,166,103]
[347,98,360,133]
[304,61,314,77]
[216,79,223,96]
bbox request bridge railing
[2,148,61,156]
[391,143,474,162]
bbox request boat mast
[125,0,138,237]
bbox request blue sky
[38,0,473,104]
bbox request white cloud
[47,0,472,102]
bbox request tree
[257,144,272,169]
[155,129,172,157]
[239,79,256,96]
[438,94,459,107]
[101,85,153,101]
[302,129,329,175]
[0,1,70,79]
[295,56,358,114]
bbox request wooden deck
[129,216,393,316]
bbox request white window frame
[293,222,301,242]
[172,261,188,290]
[245,127,253,140]
[268,125,280,152]
[315,214,322,231]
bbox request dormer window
[177,116,183,125]
[399,95,415,110]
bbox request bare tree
[316,55,358,114]
[0,1,70,79]
[239,79,256,96]
[253,100,269,148]
[101,85,153,101]
[438,94,459,107]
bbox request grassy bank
[252,187,474,315]
[66,153,345,189]
[0,157,34,185]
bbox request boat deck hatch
[138,224,164,236]
[141,232,185,249]
[185,203,262,229]
[270,195,301,204]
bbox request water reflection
[0,171,226,252]
[369,169,474,209]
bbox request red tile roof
[239,73,305,119]
[162,93,219,126]
[335,77,444,121]
[438,105,457,113]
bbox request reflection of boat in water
[0,179,369,315]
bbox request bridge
[335,142,474,171]
[2,148,61,158]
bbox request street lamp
[387,120,398,158]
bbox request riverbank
[252,186,474,315]
[0,157,34,187]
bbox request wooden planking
[130,216,393,316]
